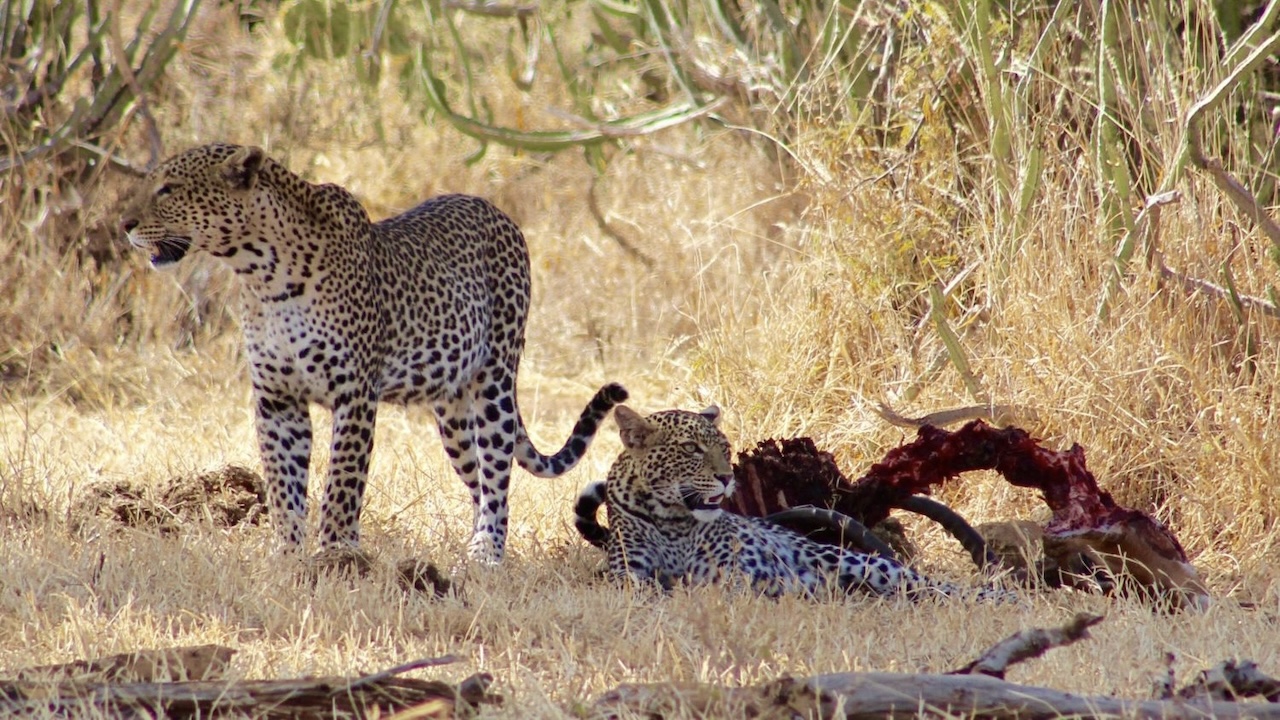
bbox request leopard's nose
[120,217,138,234]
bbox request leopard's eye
[156,184,174,198]
[680,441,701,455]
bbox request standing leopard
[120,142,627,562]
[575,405,1016,601]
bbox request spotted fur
[576,406,1016,601]
[120,143,627,562]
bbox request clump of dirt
[396,558,452,598]
[71,465,266,535]
[303,549,451,599]
[161,465,266,528]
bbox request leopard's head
[119,143,268,268]
[613,405,734,522]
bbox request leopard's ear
[699,405,721,425]
[221,145,266,190]
[615,405,654,450]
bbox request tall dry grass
[2,1,1279,716]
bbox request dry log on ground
[594,615,1280,719]
[1,649,496,718]
[592,673,1280,720]
[7,645,236,685]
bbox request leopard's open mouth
[686,492,725,512]
[151,237,191,267]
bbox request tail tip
[601,383,629,404]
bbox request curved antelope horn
[896,495,1002,572]
[764,506,898,561]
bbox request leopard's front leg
[318,392,377,549]
[253,390,313,549]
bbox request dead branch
[587,175,657,269]
[1183,11,1280,252]
[1140,191,1280,320]
[951,612,1104,679]
[106,12,163,169]
[441,0,537,18]
[1157,263,1280,319]
[874,401,1039,429]
[594,669,1280,720]
[1179,660,1280,702]
[347,655,463,690]
[0,650,496,718]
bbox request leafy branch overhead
[274,0,904,160]
[1,0,204,174]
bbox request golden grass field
[2,1,1279,717]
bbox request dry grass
[2,2,1280,717]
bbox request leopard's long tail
[574,481,611,549]
[513,383,628,477]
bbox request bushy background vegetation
[2,0,1279,712]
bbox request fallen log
[592,673,1280,720]
[593,615,1280,719]
[7,644,236,685]
[1,650,497,718]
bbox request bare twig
[1139,190,1181,271]
[106,12,163,168]
[442,0,537,18]
[1102,5,1280,318]
[1157,265,1280,319]
[1133,190,1280,320]
[346,654,462,691]
[598,665,1280,719]
[874,401,1038,428]
[1183,17,1280,254]
[951,613,1105,679]
[587,176,656,269]
[70,139,149,177]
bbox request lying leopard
[575,405,1016,601]
[120,142,627,562]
